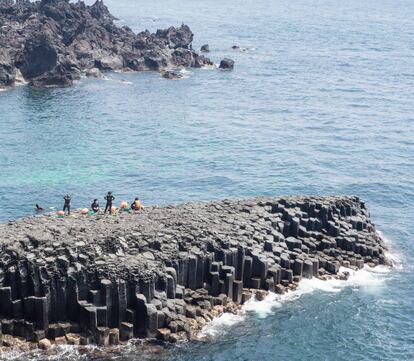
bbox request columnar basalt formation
[0,0,212,88]
[0,196,389,347]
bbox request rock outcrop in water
[0,196,389,349]
[219,58,234,70]
[0,0,213,88]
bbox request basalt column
[0,196,389,345]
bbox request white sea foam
[176,68,192,79]
[199,312,244,338]
[200,64,217,70]
[100,76,133,85]
[199,310,245,339]
[0,344,84,361]
[376,230,403,269]
[178,68,193,75]
[243,292,283,318]
[200,265,392,339]
[178,68,191,74]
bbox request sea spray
[376,230,403,269]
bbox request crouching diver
[131,197,142,211]
[104,191,115,214]
[91,199,100,213]
[63,194,71,215]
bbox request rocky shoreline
[0,0,217,89]
[0,196,390,354]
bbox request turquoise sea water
[0,0,413,359]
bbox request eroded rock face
[0,0,213,88]
[156,25,194,49]
[0,196,390,345]
[19,34,59,79]
[0,52,15,86]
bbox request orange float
[111,206,117,214]
[57,210,65,216]
[120,201,128,209]
[81,208,89,215]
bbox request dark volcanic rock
[0,53,15,86]
[0,0,212,88]
[156,25,194,49]
[200,44,210,52]
[219,58,234,70]
[89,0,117,22]
[18,34,58,79]
[16,33,78,87]
[161,70,183,80]
[0,196,390,346]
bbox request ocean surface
[0,0,413,360]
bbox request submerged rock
[219,58,235,70]
[231,45,248,52]
[85,67,102,78]
[200,44,210,52]
[0,0,212,88]
[161,70,183,80]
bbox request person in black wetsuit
[104,192,115,214]
[63,194,71,215]
[35,204,44,213]
[91,199,100,213]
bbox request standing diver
[91,199,100,213]
[63,194,71,215]
[104,191,115,214]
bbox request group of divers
[35,191,143,217]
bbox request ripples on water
[0,0,413,360]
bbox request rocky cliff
[0,196,389,348]
[0,0,212,88]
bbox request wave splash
[200,263,394,339]
[376,230,403,269]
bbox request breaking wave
[200,263,395,339]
